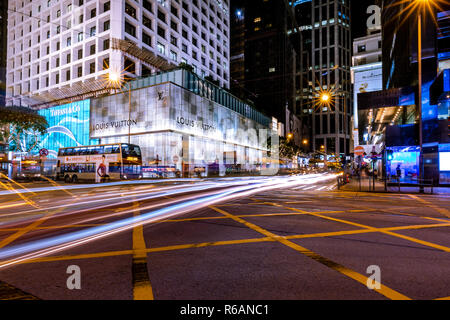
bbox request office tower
[230,0,297,132]
[6,0,231,106]
[294,0,352,155]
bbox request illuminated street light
[321,93,331,103]
[287,133,293,140]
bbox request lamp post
[418,9,424,193]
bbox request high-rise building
[0,0,7,106]
[6,0,231,106]
[294,0,352,155]
[351,32,382,149]
[230,0,298,133]
[357,0,450,185]
[350,1,382,150]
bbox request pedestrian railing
[387,178,434,194]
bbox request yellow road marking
[272,203,450,253]
[39,175,78,199]
[209,205,411,300]
[0,207,64,249]
[0,202,28,209]
[0,180,38,209]
[0,280,40,300]
[435,296,450,300]
[9,222,450,266]
[131,202,154,300]
[409,195,450,218]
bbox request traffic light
[387,150,394,161]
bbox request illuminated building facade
[357,1,450,185]
[294,0,352,155]
[6,0,231,106]
[33,69,275,177]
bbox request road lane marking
[131,201,154,300]
[209,205,411,300]
[11,222,450,267]
[0,207,65,249]
[0,280,40,300]
[408,195,450,218]
[272,203,450,253]
[0,202,28,209]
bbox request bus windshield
[122,144,142,159]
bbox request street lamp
[321,93,331,104]
[414,0,437,192]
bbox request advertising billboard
[37,100,98,158]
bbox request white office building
[6,0,231,106]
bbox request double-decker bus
[0,143,10,178]
[57,143,143,183]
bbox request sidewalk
[339,177,450,195]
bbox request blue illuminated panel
[37,100,98,158]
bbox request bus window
[111,145,120,153]
[122,144,142,158]
[109,163,121,173]
[104,145,113,154]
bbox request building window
[103,39,110,50]
[170,50,177,61]
[157,42,165,55]
[125,21,136,37]
[142,32,151,47]
[358,45,366,52]
[104,1,110,12]
[90,44,96,55]
[125,3,136,19]
[89,62,95,74]
[104,20,110,31]
[157,25,166,39]
[143,0,153,13]
[158,9,166,23]
[143,16,152,30]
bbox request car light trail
[0,174,338,268]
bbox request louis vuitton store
[89,69,276,177]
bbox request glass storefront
[90,78,274,177]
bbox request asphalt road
[0,174,449,300]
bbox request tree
[0,106,48,153]
[279,137,302,160]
